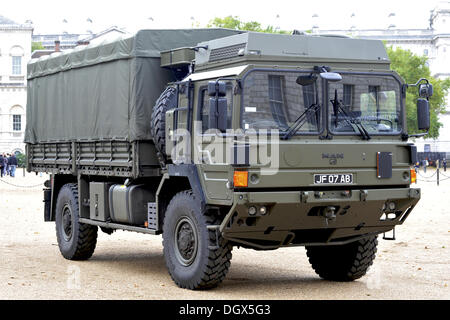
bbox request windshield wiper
[331,90,371,140]
[281,103,321,140]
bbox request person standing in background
[443,158,447,172]
[6,153,10,175]
[423,158,428,173]
[0,154,4,178]
[8,154,17,178]
[1,154,7,177]
[6,154,10,176]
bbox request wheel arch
[157,164,206,231]
[49,174,77,221]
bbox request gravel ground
[0,170,449,300]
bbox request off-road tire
[305,236,378,281]
[162,190,233,290]
[150,86,177,162]
[55,183,98,260]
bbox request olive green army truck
[26,29,432,289]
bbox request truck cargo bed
[26,140,160,178]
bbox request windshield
[241,71,322,133]
[328,74,402,135]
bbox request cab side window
[200,84,233,133]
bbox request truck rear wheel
[305,236,378,281]
[162,190,233,289]
[150,86,177,162]
[55,183,98,260]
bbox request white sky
[0,0,445,35]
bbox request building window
[343,84,354,107]
[302,83,315,107]
[424,49,428,56]
[368,85,380,113]
[302,82,317,126]
[12,56,22,75]
[13,115,21,131]
[268,75,288,127]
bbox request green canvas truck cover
[25,28,242,143]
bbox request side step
[382,228,396,241]
[79,218,161,235]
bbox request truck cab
[160,32,429,250]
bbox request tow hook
[322,206,336,225]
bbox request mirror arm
[313,66,331,73]
[406,78,429,88]
[189,45,208,52]
[406,78,433,99]
[408,130,429,138]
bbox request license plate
[314,173,353,184]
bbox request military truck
[26,29,432,289]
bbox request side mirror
[208,81,226,97]
[419,83,433,98]
[208,81,227,133]
[209,98,227,132]
[319,72,342,82]
[417,98,430,131]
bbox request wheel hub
[62,205,73,241]
[174,217,198,266]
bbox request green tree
[31,41,45,52]
[16,153,26,168]
[386,46,450,138]
[207,16,289,34]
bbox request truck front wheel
[162,190,233,289]
[55,183,98,260]
[305,235,378,281]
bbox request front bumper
[220,187,420,249]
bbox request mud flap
[43,188,52,221]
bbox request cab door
[194,82,234,204]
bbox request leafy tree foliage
[207,16,289,34]
[31,42,45,52]
[16,153,26,168]
[386,46,450,138]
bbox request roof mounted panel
[195,32,390,65]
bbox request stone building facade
[0,16,32,155]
